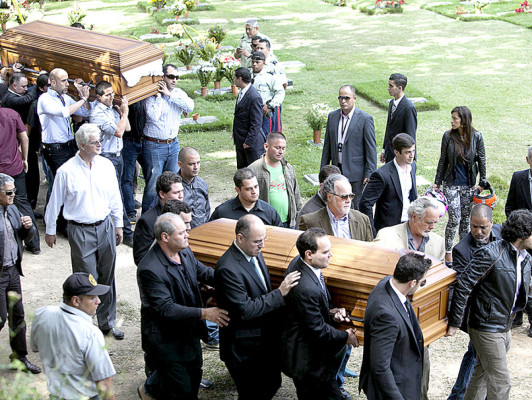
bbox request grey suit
[321,107,377,208]
[299,207,373,243]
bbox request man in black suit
[233,67,265,169]
[321,85,377,209]
[359,252,431,400]
[504,146,532,333]
[133,171,184,265]
[360,133,417,237]
[380,73,417,164]
[2,72,38,124]
[137,213,229,400]
[215,215,300,399]
[282,228,358,400]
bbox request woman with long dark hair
[433,106,487,264]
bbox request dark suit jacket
[281,257,348,381]
[299,207,373,242]
[0,204,36,275]
[321,107,377,182]
[295,190,326,229]
[133,201,162,266]
[382,96,417,163]
[359,276,424,400]
[505,169,532,217]
[233,84,265,151]
[137,243,214,362]
[359,160,417,237]
[215,243,285,368]
[2,85,38,124]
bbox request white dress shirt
[143,88,194,140]
[45,153,123,235]
[389,278,409,315]
[393,158,413,222]
[37,90,90,144]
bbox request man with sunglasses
[215,214,300,399]
[360,252,431,400]
[0,173,41,374]
[141,64,194,213]
[321,85,377,210]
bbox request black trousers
[25,149,40,210]
[0,265,28,357]
[235,146,264,170]
[12,170,40,251]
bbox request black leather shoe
[122,236,134,248]
[512,319,523,329]
[12,357,42,374]
[24,245,41,255]
[199,379,214,390]
[137,383,155,400]
[101,327,125,340]
[339,388,352,400]
[135,200,142,209]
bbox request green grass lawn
[18,0,532,225]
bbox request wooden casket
[0,21,163,104]
[188,219,456,346]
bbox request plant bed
[355,81,439,112]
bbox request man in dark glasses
[0,173,41,374]
[141,64,194,213]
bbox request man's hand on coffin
[119,96,129,115]
[12,62,23,73]
[279,271,301,296]
[158,80,172,97]
[202,307,230,327]
[346,328,359,347]
[445,326,458,337]
[331,307,350,324]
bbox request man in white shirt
[141,64,194,213]
[359,133,417,237]
[90,80,133,247]
[31,272,116,400]
[44,123,125,340]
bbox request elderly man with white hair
[234,18,272,68]
[45,123,125,340]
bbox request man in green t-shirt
[248,132,302,228]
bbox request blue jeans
[205,320,219,345]
[447,341,478,400]
[101,153,133,239]
[141,140,180,213]
[121,139,143,218]
[336,344,352,388]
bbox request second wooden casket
[0,21,163,103]
[188,219,456,346]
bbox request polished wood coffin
[188,218,456,346]
[0,21,163,103]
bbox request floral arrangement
[515,0,531,12]
[376,0,404,8]
[473,0,489,13]
[14,9,28,24]
[183,0,196,12]
[456,5,467,14]
[212,53,226,82]
[148,0,166,11]
[337,0,347,6]
[195,37,217,62]
[196,62,216,87]
[167,23,184,37]
[306,103,331,131]
[170,0,187,16]
[222,56,241,85]
[207,24,226,45]
[175,41,196,67]
[0,9,12,25]
[67,2,87,25]
[150,27,160,34]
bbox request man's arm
[404,102,417,139]
[358,170,385,236]
[505,173,518,218]
[320,113,334,168]
[367,310,406,399]
[363,115,377,181]
[96,377,115,400]
[17,130,29,173]
[4,85,38,106]
[133,217,154,266]
[44,169,67,243]
[268,77,285,108]
[244,94,264,148]
[169,88,194,114]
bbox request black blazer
[233,84,265,151]
[133,201,162,266]
[321,107,377,182]
[359,160,417,237]
[382,96,417,163]
[137,243,214,361]
[2,85,38,124]
[359,276,424,400]
[215,243,285,367]
[0,204,36,275]
[505,169,532,217]
[281,257,348,381]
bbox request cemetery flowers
[175,41,196,67]
[170,1,187,17]
[196,62,216,88]
[515,0,531,12]
[67,2,87,25]
[306,103,331,131]
[167,23,185,37]
[207,24,227,46]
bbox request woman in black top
[433,106,487,264]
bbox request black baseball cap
[251,51,266,61]
[63,273,110,296]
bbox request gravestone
[277,60,306,72]
[198,18,228,24]
[181,115,220,125]
[162,17,194,24]
[193,87,233,96]
[139,33,173,41]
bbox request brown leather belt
[143,136,176,144]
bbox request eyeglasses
[88,139,103,146]
[46,84,51,87]
[0,188,16,196]
[333,193,355,201]
[243,235,269,246]
[338,96,352,101]
[165,74,179,80]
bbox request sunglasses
[165,74,179,80]
[338,96,353,101]
[1,188,16,196]
[333,193,355,201]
